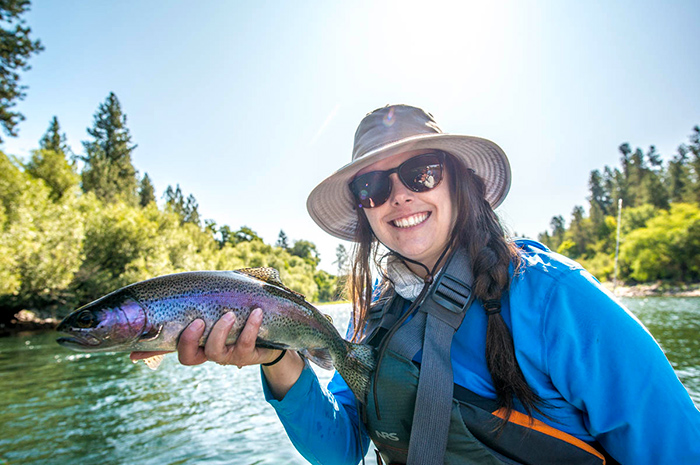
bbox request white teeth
[392,212,429,228]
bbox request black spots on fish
[262,284,316,312]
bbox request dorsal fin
[236,267,306,300]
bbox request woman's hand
[130,308,305,399]
[131,308,282,367]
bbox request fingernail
[252,308,262,320]
[188,319,204,332]
[222,312,235,323]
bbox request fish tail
[337,341,376,403]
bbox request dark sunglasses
[350,151,446,209]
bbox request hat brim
[306,133,511,241]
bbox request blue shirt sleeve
[542,269,700,464]
[262,360,370,465]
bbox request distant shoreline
[2,287,698,338]
[602,282,700,298]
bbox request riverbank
[603,281,700,297]
[0,310,60,337]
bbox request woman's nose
[388,173,413,205]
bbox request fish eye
[76,310,95,328]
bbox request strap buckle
[431,272,472,314]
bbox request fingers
[204,308,264,367]
[177,319,208,366]
[236,308,263,353]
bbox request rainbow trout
[57,267,375,401]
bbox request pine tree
[333,244,349,276]
[640,145,669,209]
[138,173,156,207]
[276,230,290,249]
[688,126,700,204]
[163,184,200,225]
[26,116,78,200]
[80,92,139,204]
[0,0,43,142]
[667,146,690,203]
[588,169,611,216]
[39,116,71,155]
[548,215,566,251]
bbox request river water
[1,298,698,465]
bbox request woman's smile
[358,150,455,273]
[389,211,431,229]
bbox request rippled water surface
[0,299,698,464]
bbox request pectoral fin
[300,348,334,370]
[140,354,165,370]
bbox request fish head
[56,292,148,352]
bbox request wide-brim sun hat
[306,104,511,241]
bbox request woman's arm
[543,270,700,464]
[132,309,369,465]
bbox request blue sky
[4,1,699,272]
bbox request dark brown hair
[348,153,542,421]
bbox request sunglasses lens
[351,171,391,208]
[350,152,445,208]
[399,154,443,192]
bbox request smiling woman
[132,104,700,465]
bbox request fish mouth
[56,332,102,349]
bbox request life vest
[361,245,618,465]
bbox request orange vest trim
[492,408,606,464]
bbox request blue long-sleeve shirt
[263,243,700,464]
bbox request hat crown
[352,105,444,161]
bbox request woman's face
[356,149,456,273]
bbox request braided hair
[347,153,542,421]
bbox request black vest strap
[365,248,476,465]
[406,248,475,465]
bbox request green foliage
[539,126,700,284]
[578,252,615,282]
[80,92,139,205]
[620,203,700,282]
[0,93,348,317]
[276,229,289,249]
[24,148,79,200]
[314,269,339,302]
[289,239,320,268]
[163,184,200,225]
[0,151,84,309]
[39,116,71,155]
[138,173,156,207]
[0,0,43,142]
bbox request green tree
[39,116,71,155]
[80,92,139,204]
[541,215,566,251]
[138,172,156,207]
[314,269,339,302]
[667,146,692,203]
[233,226,262,245]
[276,229,290,249]
[218,224,233,248]
[163,184,200,225]
[290,239,321,268]
[0,0,43,142]
[620,203,700,282]
[639,145,669,209]
[0,152,84,314]
[687,126,700,204]
[588,169,611,216]
[24,148,79,200]
[333,243,349,276]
